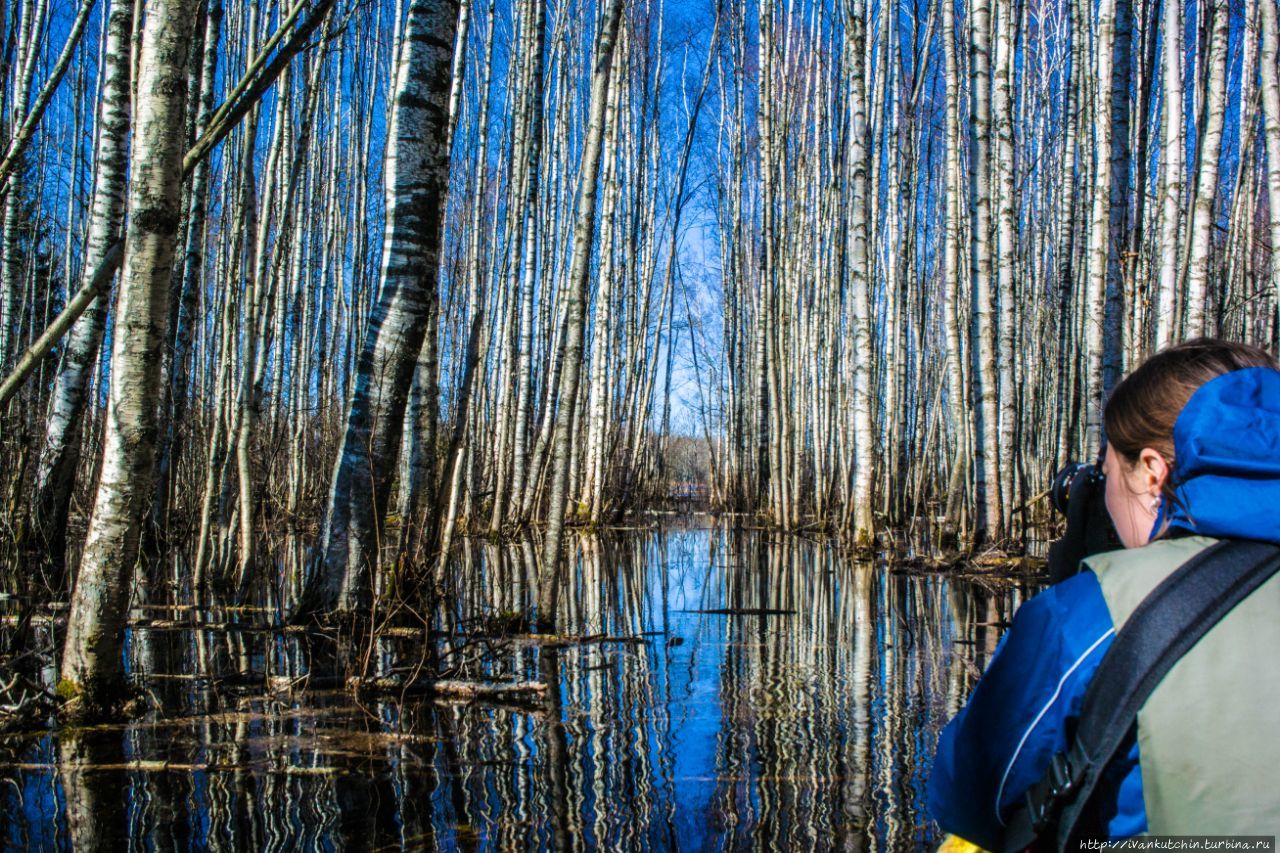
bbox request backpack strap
[1000,538,1280,852]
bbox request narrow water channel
[1,524,1035,851]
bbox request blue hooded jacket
[928,367,1280,849]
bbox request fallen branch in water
[346,676,547,703]
[130,604,276,613]
[4,761,337,775]
[501,632,644,645]
[0,615,324,635]
[681,608,796,616]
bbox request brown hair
[1104,339,1277,480]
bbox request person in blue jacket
[929,338,1280,849]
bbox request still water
[0,524,1033,851]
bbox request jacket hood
[1160,366,1280,544]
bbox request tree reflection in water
[0,524,1030,850]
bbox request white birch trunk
[506,0,550,525]
[845,0,875,544]
[60,0,200,713]
[1085,0,1116,450]
[32,0,133,575]
[942,0,970,530]
[300,0,459,614]
[1185,0,1229,336]
[993,0,1018,531]
[537,0,625,630]
[1155,0,1183,346]
[970,0,1003,539]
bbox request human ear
[1137,447,1169,498]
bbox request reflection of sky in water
[0,525,1031,851]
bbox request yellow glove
[937,835,989,853]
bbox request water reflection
[1,525,1033,851]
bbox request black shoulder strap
[1001,538,1280,852]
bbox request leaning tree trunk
[299,0,459,615]
[396,0,472,552]
[537,0,626,631]
[59,0,200,716]
[0,0,99,196]
[0,0,49,372]
[31,0,133,580]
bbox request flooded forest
[0,0,1275,846]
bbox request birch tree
[298,0,459,614]
[942,0,971,529]
[845,0,876,544]
[969,0,1003,541]
[0,0,1277,623]
[60,0,201,714]
[538,0,626,630]
[31,0,133,576]
[1085,0,1117,448]
[1154,0,1183,346]
[1258,0,1280,303]
[1184,0,1229,336]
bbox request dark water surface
[1,524,1034,851]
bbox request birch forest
[0,0,1275,744]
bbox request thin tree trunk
[1260,0,1280,312]
[30,0,133,579]
[1184,0,1228,335]
[942,0,970,534]
[153,0,223,542]
[1104,0,1131,390]
[537,0,625,631]
[970,0,1003,540]
[1085,0,1117,451]
[1155,0,1183,346]
[993,0,1018,532]
[846,0,875,544]
[433,0,497,578]
[507,0,551,527]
